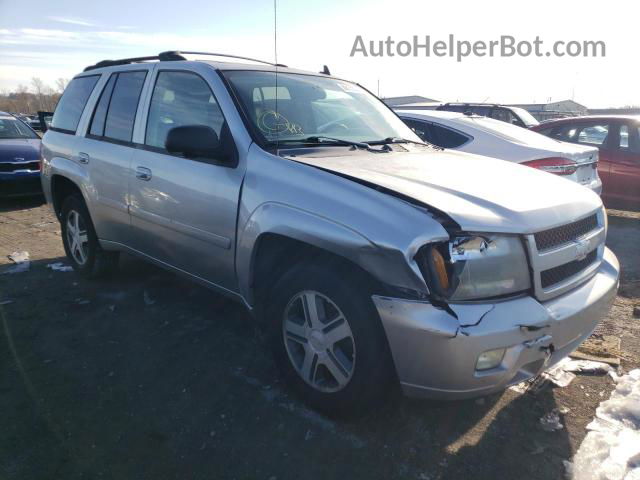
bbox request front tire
[266,261,396,417]
[60,194,119,278]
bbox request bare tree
[55,78,69,94]
[0,80,61,114]
[31,77,46,110]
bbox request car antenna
[274,0,280,155]
[320,65,331,75]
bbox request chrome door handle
[135,166,152,181]
[78,152,90,164]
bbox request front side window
[145,71,225,150]
[222,71,420,146]
[0,117,39,139]
[50,75,99,133]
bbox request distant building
[382,95,440,107]
[588,107,640,115]
[508,100,588,121]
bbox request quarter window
[50,75,99,133]
[145,71,225,150]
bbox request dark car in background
[436,103,540,129]
[0,111,42,197]
[532,116,640,211]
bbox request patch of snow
[46,262,73,272]
[568,369,640,480]
[2,251,30,274]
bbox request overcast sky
[0,0,636,108]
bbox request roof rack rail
[162,51,288,68]
[83,50,289,72]
[83,51,186,71]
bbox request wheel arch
[237,202,427,310]
[50,174,87,219]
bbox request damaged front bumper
[373,247,620,400]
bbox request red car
[532,116,640,211]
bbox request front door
[128,69,244,292]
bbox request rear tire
[60,194,119,278]
[265,261,396,417]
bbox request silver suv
[41,51,619,415]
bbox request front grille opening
[0,161,40,173]
[540,250,598,289]
[534,214,598,252]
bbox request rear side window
[535,127,554,136]
[403,118,435,143]
[89,74,116,137]
[402,118,469,148]
[430,123,470,148]
[618,124,640,154]
[104,72,147,142]
[145,71,225,150]
[51,75,99,133]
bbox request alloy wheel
[66,209,89,265]
[282,290,356,392]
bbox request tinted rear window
[89,74,117,137]
[51,75,99,133]
[103,71,147,142]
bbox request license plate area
[577,164,594,184]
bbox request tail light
[522,157,577,176]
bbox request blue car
[0,112,42,197]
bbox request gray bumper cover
[373,247,620,399]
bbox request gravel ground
[0,197,638,480]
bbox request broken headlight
[416,234,531,301]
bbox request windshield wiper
[274,136,372,150]
[367,137,429,147]
[367,136,443,150]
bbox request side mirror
[165,125,221,160]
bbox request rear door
[128,66,245,291]
[605,121,640,209]
[81,68,149,242]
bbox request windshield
[509,107,539,127]
[0,117,39,139]
[222,71,421,146]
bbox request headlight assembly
[416,234,531,301]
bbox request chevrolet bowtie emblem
[574,239,590,261]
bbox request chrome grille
[525,209,606,301]
[540,250,598,288]
[0,161,40,173]
[534,214,598,252]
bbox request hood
[288,148,602,234]
[0,138,41,162]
